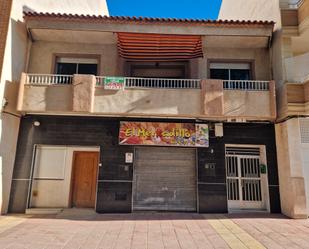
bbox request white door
[226,146,268,211]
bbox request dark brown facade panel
[281,9,299,26]
[9,115,280,214]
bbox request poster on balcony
[119,122,209,147]
[104,77,125,90]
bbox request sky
[106,0,222,20]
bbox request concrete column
[16,72,26,111]
[275,118,307,218]
[304,81,309,103]
[201,79,224,117]
[72,74,96,113]
[269,80,277,120]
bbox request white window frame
[55,57,99,74]
[209,62,252,80]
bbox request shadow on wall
[0,15,28,213]
[45,86,73,111]
[0,112,20,214]
[95,88,202,115]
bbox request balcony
[17,73,276,121]
[277,81,309,120]
[285,52,309,83]
[278,52,309,120]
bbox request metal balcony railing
[25,74,73,85]
[223,80,270,91]
[96,76,201,89]
[24,74,271,92]
[280,0,303,8]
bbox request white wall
[218,0,281,27]
[18,0,109,17]
[30,146,99,208]
[285,52,309,83]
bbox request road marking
[0,216,29,234]
[205,215,266,249]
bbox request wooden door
[71,151,99,208]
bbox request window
[55,57,98,75]
[33,146,67,179]
[129,62,187,79]
[210,62,252,80]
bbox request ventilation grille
[300,119,309,143]
[226,147,260,156]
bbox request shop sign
[104,77,125,90]
[119,122,209,147]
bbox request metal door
[133,147,197,211]
[226,147,267,211]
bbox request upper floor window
[210,62,252,80]
[55,57,98,75]
[128,62,188,79]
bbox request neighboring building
[220,0,309,218]
[0,0,109,214]
[0,0,12,80]
[275,0,309,218]
[7,11,281,214]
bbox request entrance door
[71,152,99,208]
[226,146,268,211]
[133,147,196,211]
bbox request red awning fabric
[117,32,203,61]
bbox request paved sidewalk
[0,211,308,248]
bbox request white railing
[96,76,201,89]
[25,74,73,85]
[223,80,270,91]
[280,0,303,8]
[25,74,271,91]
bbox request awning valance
[117,32,203,61]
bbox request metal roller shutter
[133,147,197,211]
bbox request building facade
[6,12,281,214]
[219,0,309,219]
[0,0,109,214]
[275,0,309,218]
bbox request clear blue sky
[106,0,222,20]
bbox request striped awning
[117,32,203,61]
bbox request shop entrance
[225,146,269,211]
[71,152,99,208]
[133,147,197,211]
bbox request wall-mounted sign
[119,122,209,147]
[125,152,133,163]
[104,77,125,90]
[260,164,267,174]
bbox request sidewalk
[0,211,307,248]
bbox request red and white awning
[117,32,203,61]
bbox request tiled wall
[0,0,12,79]
[9,115,280,213]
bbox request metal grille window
[226,147,263,205]
[300,118,309,143]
